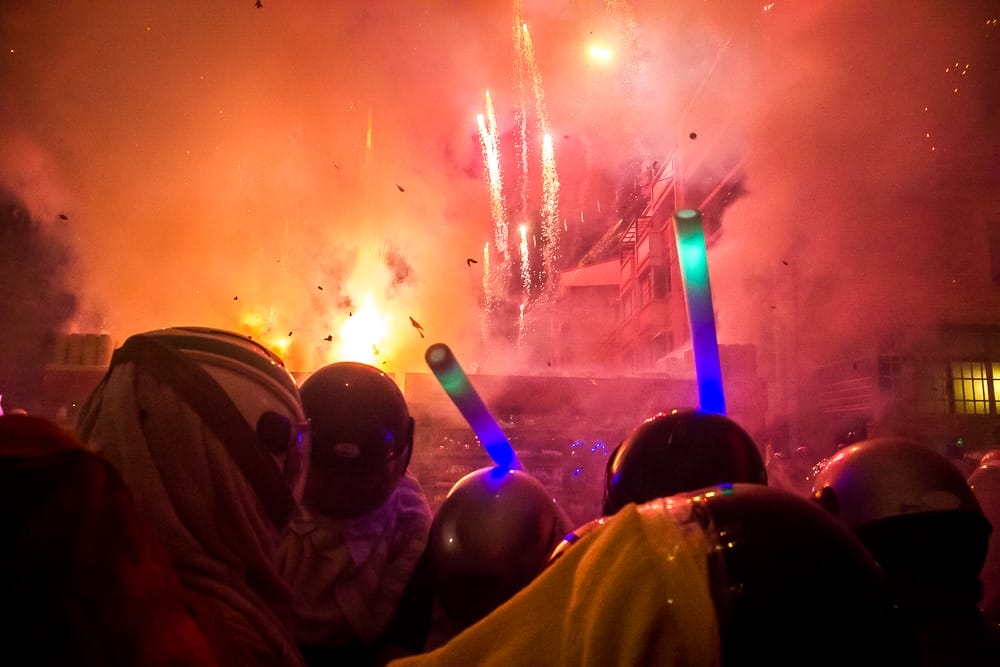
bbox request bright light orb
[588,44,613,63]
[338,294,388,365]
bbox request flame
[238,309,292,360]
[337,293,389,365]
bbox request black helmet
[602,409,767,516]
[299,361,413,519]
[429,467,574,629]
[555,484,916,664]
[811,437,992,609]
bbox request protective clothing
[76,326,309,667]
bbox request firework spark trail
[477,93,507,258]
[513,1,530,216]
[518,23,550,136]
[482,240,493,343]
[516,21,561,294]
[482,241,492,306]
[540,133,560,289]
[517,301,526,351]
[519,224,531,293]
[476,92,510,310]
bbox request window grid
[951,361,993,415]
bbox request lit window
[951,361,993,414]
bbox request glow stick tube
[425,343,523,471]
[673,208,727,414]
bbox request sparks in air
[519,224,531,293]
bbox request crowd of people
[3,324,1000,665]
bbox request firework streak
[425,342,523,471]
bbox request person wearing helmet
[969,450,1000,625]
[76,326,311,667]
[812,437,1000,665]
[422,466,574,650]
[278,362,433,666]
[390,483,914,666]
[1,414,218,666]
[602,408,767,517]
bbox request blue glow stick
[425,343,523,470]
[673,208,727,414]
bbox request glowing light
[478,93,507,257]
[338,294,388,365]
[236,309,293,361]
[587,44,613,62]
[425,342,523,471]
[477,91,509,309]
[673,209,726,414]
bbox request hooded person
[75,327,311,667]
[277,361,433,665]
[0,413,218,666]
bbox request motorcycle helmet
[298,361,414,519]
[979,449,1000,467]
[428,466,574,629]
[811,437,992,612]
[602,408,767,516]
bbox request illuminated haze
[1,0,997,382]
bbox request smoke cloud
[1,0,997,384]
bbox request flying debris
[409,316,425,338]
[58,213,68,220]
[466,258,478,267]
[689,132,698,140]
[396,184,405,192]
[288,331,293,337]
[233,296,239,301]
[317,285,324,290]
[782,260,789,266]
[324,334,333,342]
[255,0,262,7]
